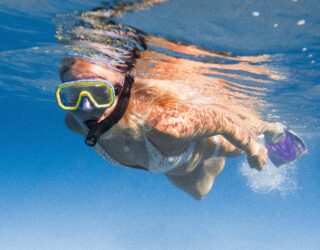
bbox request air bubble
[252,11,260,17]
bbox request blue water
[1,0,320,249]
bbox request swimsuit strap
[145,139,195,173]
[212,135,220,158]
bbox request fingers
[247,146,268,171]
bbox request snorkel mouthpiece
[85,120,101,146]
[84,74,134,147]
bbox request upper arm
[148,103,218,139]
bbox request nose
[81,97,94,111]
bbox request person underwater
[55,0,307,200]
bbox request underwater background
[0,0,319,249]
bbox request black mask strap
[85,74,134,146]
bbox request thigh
[166,157,225,200]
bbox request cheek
[98,102,117,122]
[71,109,105,123]
[98,109,112,122]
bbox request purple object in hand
[267,130,307,167]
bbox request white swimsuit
[145,139,195,173]
[94,136,220,173]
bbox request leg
[166,157,225,200]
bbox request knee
[189,191,206,201]
[189,176,215,201]
[166,172,214,201]
[188,186,211,200]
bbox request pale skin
[62,60,283,200]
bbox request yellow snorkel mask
[56,79,120,111]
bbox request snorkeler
[55,0,307,200]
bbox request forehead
[60,58,123,84]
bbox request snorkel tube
[85,74,134,147]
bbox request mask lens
[60,86,81,106]
[82,85,113,105]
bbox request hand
[247,146,268,171]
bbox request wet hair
[57,6,272,139]
[59,58,76,82]
[57,9,157,138]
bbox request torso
[65,113,218,175]
[94,129,217,175]
[97,135,150,168]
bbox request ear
[64,112,86,136]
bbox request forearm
[150,104,261,157]
[214,136,243,157]
[211,112,260,156]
